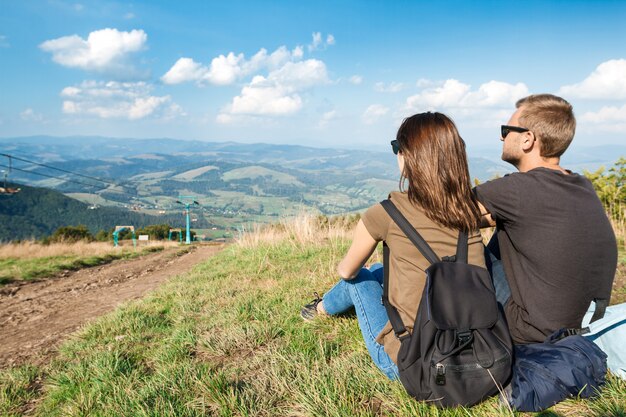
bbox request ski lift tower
[176,195,199,245]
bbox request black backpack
[381,200,513,408]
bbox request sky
[1,0,626,152]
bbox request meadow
[0,241,177,284]
[1,215,624,416]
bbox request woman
[300,112,486,380]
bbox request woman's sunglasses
[390,139,401,155]
[501,125,530,139]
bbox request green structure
[176,196,199,245]
[113,225,136,247]
[168,228,183,242]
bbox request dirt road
[0,244,223,369]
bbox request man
[474,94,617,344]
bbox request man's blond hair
[516,94,576,158]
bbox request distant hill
[0,183,211,241]
[1,136,623,237]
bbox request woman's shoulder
[387,191,429,221]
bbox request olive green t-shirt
[361,191,486,363]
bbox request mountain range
[0,136,623,241]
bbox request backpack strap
[380,199,437,339]
[590,298,608,324]
[455,231,469,264]
[383,241,410,339]
[380,200,440,265]
[380,199,469,340]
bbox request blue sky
[1,0,626,151]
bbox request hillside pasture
[222,166,304,186]
[0,241,175,284]
[0,216,624,416]
[173,165,219,180]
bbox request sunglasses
[390,139,401,155]
[501,125,530,139]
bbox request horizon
[2,132,626,155]
[1,1,626,150]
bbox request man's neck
[516,156,567,174]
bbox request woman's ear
[397,153,405,174]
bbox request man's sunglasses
[501,125,530,139]
[391,139,401,155]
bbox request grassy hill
[0,183,211,241]
[1,218,624,416]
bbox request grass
[0,241,177,285]
[0,215,624,416]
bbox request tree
[49,225,94,243]
[584,157,625,223]
[137,224,171,240]
[95,229,112,242]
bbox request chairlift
[0,160,21,195]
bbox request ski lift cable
[0,153,132,188]
[0,162,187,209]
[0,162,157,205]
[0,162,108,189]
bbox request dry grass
[0,240,179,260]
[236,213,354,249]
[611,216,625,248]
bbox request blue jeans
[485,233,511,306]
[322,263,399,380]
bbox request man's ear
[521,131,536,152]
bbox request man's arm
[478,201,496,228]
[337,219,378,279]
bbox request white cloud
[59,81,182,120]
[0,35,9,48]
[216,113,234,124]
[20,108,44,122]
[582,104,626,123]
[161,45,302,86]
[362,104,389,124]
[292,46,304,59]
[308,32,335,52]
[405,79,528,111]
[309,32,322,52]
[219,59,329,118]
[416,78,434,88]
[318,110,337,128]
[349,75,363,85]
[230,80,303,116]
[580,104,626,132]
[401,79,528,127]
[375,81,406,93]
[73,3,84,11]
[39,28,147,74]
[124,12,135,19]
[559,59,626,100]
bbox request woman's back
[362,191,485,363]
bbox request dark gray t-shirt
[475,168,617,344]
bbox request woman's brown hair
[396,112,481,232]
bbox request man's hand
[478,201,496,228]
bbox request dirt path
[0,244,223,369]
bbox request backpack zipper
[432,353,510,374]
[435,363,446,385]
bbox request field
[0,241,177,284]
[0,217,624,416]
